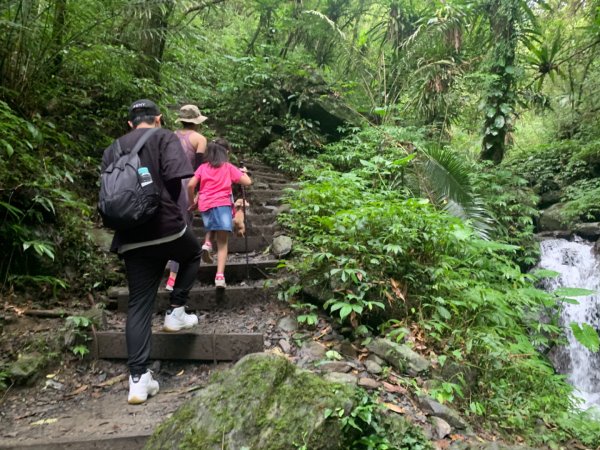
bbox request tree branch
[185,0,226,15]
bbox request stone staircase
[93,160,293,364]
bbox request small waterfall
[538,238,600,410]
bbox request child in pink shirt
[187,139,251,288]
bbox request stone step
[193,223,278,237]
[196,260,278,282]
[108,283,275,312]
[92,331,263,361]
[249,172,290,183]
[183,233,271,253]
[0,434,151,450]
[244,162,273,171]
[246,190,284,205]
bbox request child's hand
[188,203,197,212]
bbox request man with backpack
[100,99,202,404]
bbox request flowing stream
[538,238,600,410]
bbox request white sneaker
[201,243,213,264]
[163,306,199,332]
[128,371,159,405]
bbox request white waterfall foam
[538,238,600,410]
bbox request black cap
[128,99,160,120]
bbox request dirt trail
[0,160,299,449]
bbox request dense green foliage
[280,128,600,445]
[1,0,600,446]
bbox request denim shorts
[201,206,233,231]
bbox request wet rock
[324,372,358,385]
[45,379,65,391]
[430,416,452,439]
[358,377,381,390]
[538,190,561,209]
[367,338,430,375]
[278,339,291,354]
[336,340,358,359]
[277,316,298,332]
[573,222,600,240]
[298,341,327,366]
[272,235,293,257]
[364,359,383,375]
[318,361,351,373]
[418,396,469,430]
[538,203,569,231]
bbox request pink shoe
[215,274,226,289]
[165,276,176,291]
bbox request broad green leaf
[570,323,600,353]
[531,269,560,279]
[4,141,14,157]
[340,305,353,320]
[436,305,451,320]
[554,287,595,297]
[494,115,505,129]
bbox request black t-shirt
[101,127,194,252]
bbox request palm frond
[417,146,495,238]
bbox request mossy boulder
[8,352,48,385]
[367,338,431,375]
[538,203,570,231]
[145,353,356,450]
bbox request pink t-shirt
[194,162,243,212]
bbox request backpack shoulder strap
[112,127,160,160]
[130,128,160,157]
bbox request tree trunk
[48,0,67,76]
[136,0,175,83]
[480,0,518,165]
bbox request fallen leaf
[31,418,58,426]
[91,390,103,399]
[313,326,331,341]
[434,439,450,449]
[382,381,408,395]
[65,385,88,397]
[94,374,127,388]
[176,370,184,377]
[46,373,57,379]
[383,402,405,414]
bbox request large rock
[418,396,470,431]
[8,353,48,385]
[272,235,293,257]
[367,338,431,375]
[573,222,600,240]
[146,353,356,450]
[538,203,569,231]
[147,353,432,450]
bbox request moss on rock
[146,353,356,450]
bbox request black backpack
[98,128,160,230]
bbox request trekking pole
[240,162,250,280]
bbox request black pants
[123,228,201,375]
